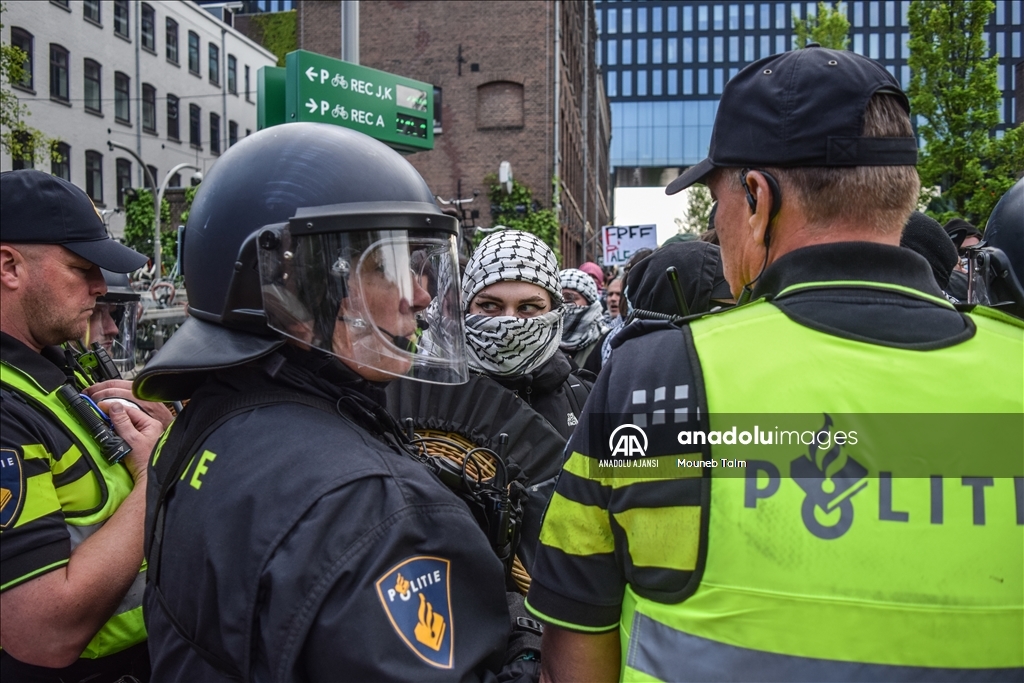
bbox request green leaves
[123,189,174,272]
[793,2,851,50]
[485,174,560,262]
[908,0,1018,228]
[1,5,61,164]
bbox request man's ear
[745,172,774,248]
[0,244,28,291]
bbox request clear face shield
[83,299,140,374]
[966,245,1024,318]
[257,225,468,384]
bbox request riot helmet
[83,269,141,374]
[135,123,467,401]
[966,178,1024,319]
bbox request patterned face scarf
[465,310,563,376]
[558,268,604,352]
[463,230,563,376]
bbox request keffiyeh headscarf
[463,230,563,376]
[558,268,605,352]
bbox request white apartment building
[2,0,276,236]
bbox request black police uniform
[145,346,535,682]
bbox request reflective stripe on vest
[619,294,1024,681]
[0,361,146,658]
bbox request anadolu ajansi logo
[791,414,869,539]
[609,423,649,458]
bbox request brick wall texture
[294,0,610,265]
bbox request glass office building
[596,0,1023,172]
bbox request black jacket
[145,347,536,682]
[387,352,590,570]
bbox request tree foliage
[675,185,714,236]
[123,189,174,272]
[485,174,561,261]
[793,2,851,50]
[249,10,297,67]
[1,5,59,164]
[908,0,1022,227]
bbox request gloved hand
[504,591,542,664]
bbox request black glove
[504,591,543,664]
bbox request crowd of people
[1,45,1022,683]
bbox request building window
[210,113,221,154]
[744,3,754,29]
[169,172,181,188]
[229,120,238,147]
[652,69,662,96]
[188,31,200,75]
[653,38,662,64]
[606,71,617,97]
[622,71,632,97]
[209,44,220,85]
[166,18,179,63]
[607,40,617,66]
[668,68,678,96]
[145,165,157,189]
[227,55,237,93]
[637,6,647,32]
[622,7,632,32]
[776,3,787,28]
[83,0,100,23]
[11,28,33,90]
[49,44,69,102]
[167,94,179,140]
[114,0,129,38]
[668,37,678,63]
[84,58,101,112]
[11,131,33,170]
[653,6,662,32]
[637,70,647,96]
[607,8,617,33]
[115,72,130,123]
[714,4,724,30]
[116,157,132,207]
[50,0,69,8]
[244,64,251,101]
[52,142,70,180]
[668,6,677,31]
[143,84,157,133]
[141,4,155,52]
[189,104,201,148]
[86,151,103,204]
[638,39,647,64]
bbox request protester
[559,268,606,370]
[389,230,590,572]
[578,261,605,294]
[900,211,961,301]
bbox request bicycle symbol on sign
[332,104,348,119]
[332,73,348,89]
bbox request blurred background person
[558,268,607,373]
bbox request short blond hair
[767,93,920,234]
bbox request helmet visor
[258,227,468,384]
[84,300,140,374]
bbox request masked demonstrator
[134,124,541,682]
[558,268,607,370]
[388,231,591,572]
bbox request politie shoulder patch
[0,448,25,529]
[375,556,453,669]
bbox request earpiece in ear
[742,170,758,214]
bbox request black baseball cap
[666,46,918,195]
[1,169,148,272]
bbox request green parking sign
[283,50,433,152]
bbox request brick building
[286,0,610,266]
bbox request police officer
[134,123,541,681]
[0,170,162,681]
[526,47,1023,681]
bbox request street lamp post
[156,163,200,277]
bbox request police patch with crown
[375,556,453,669]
